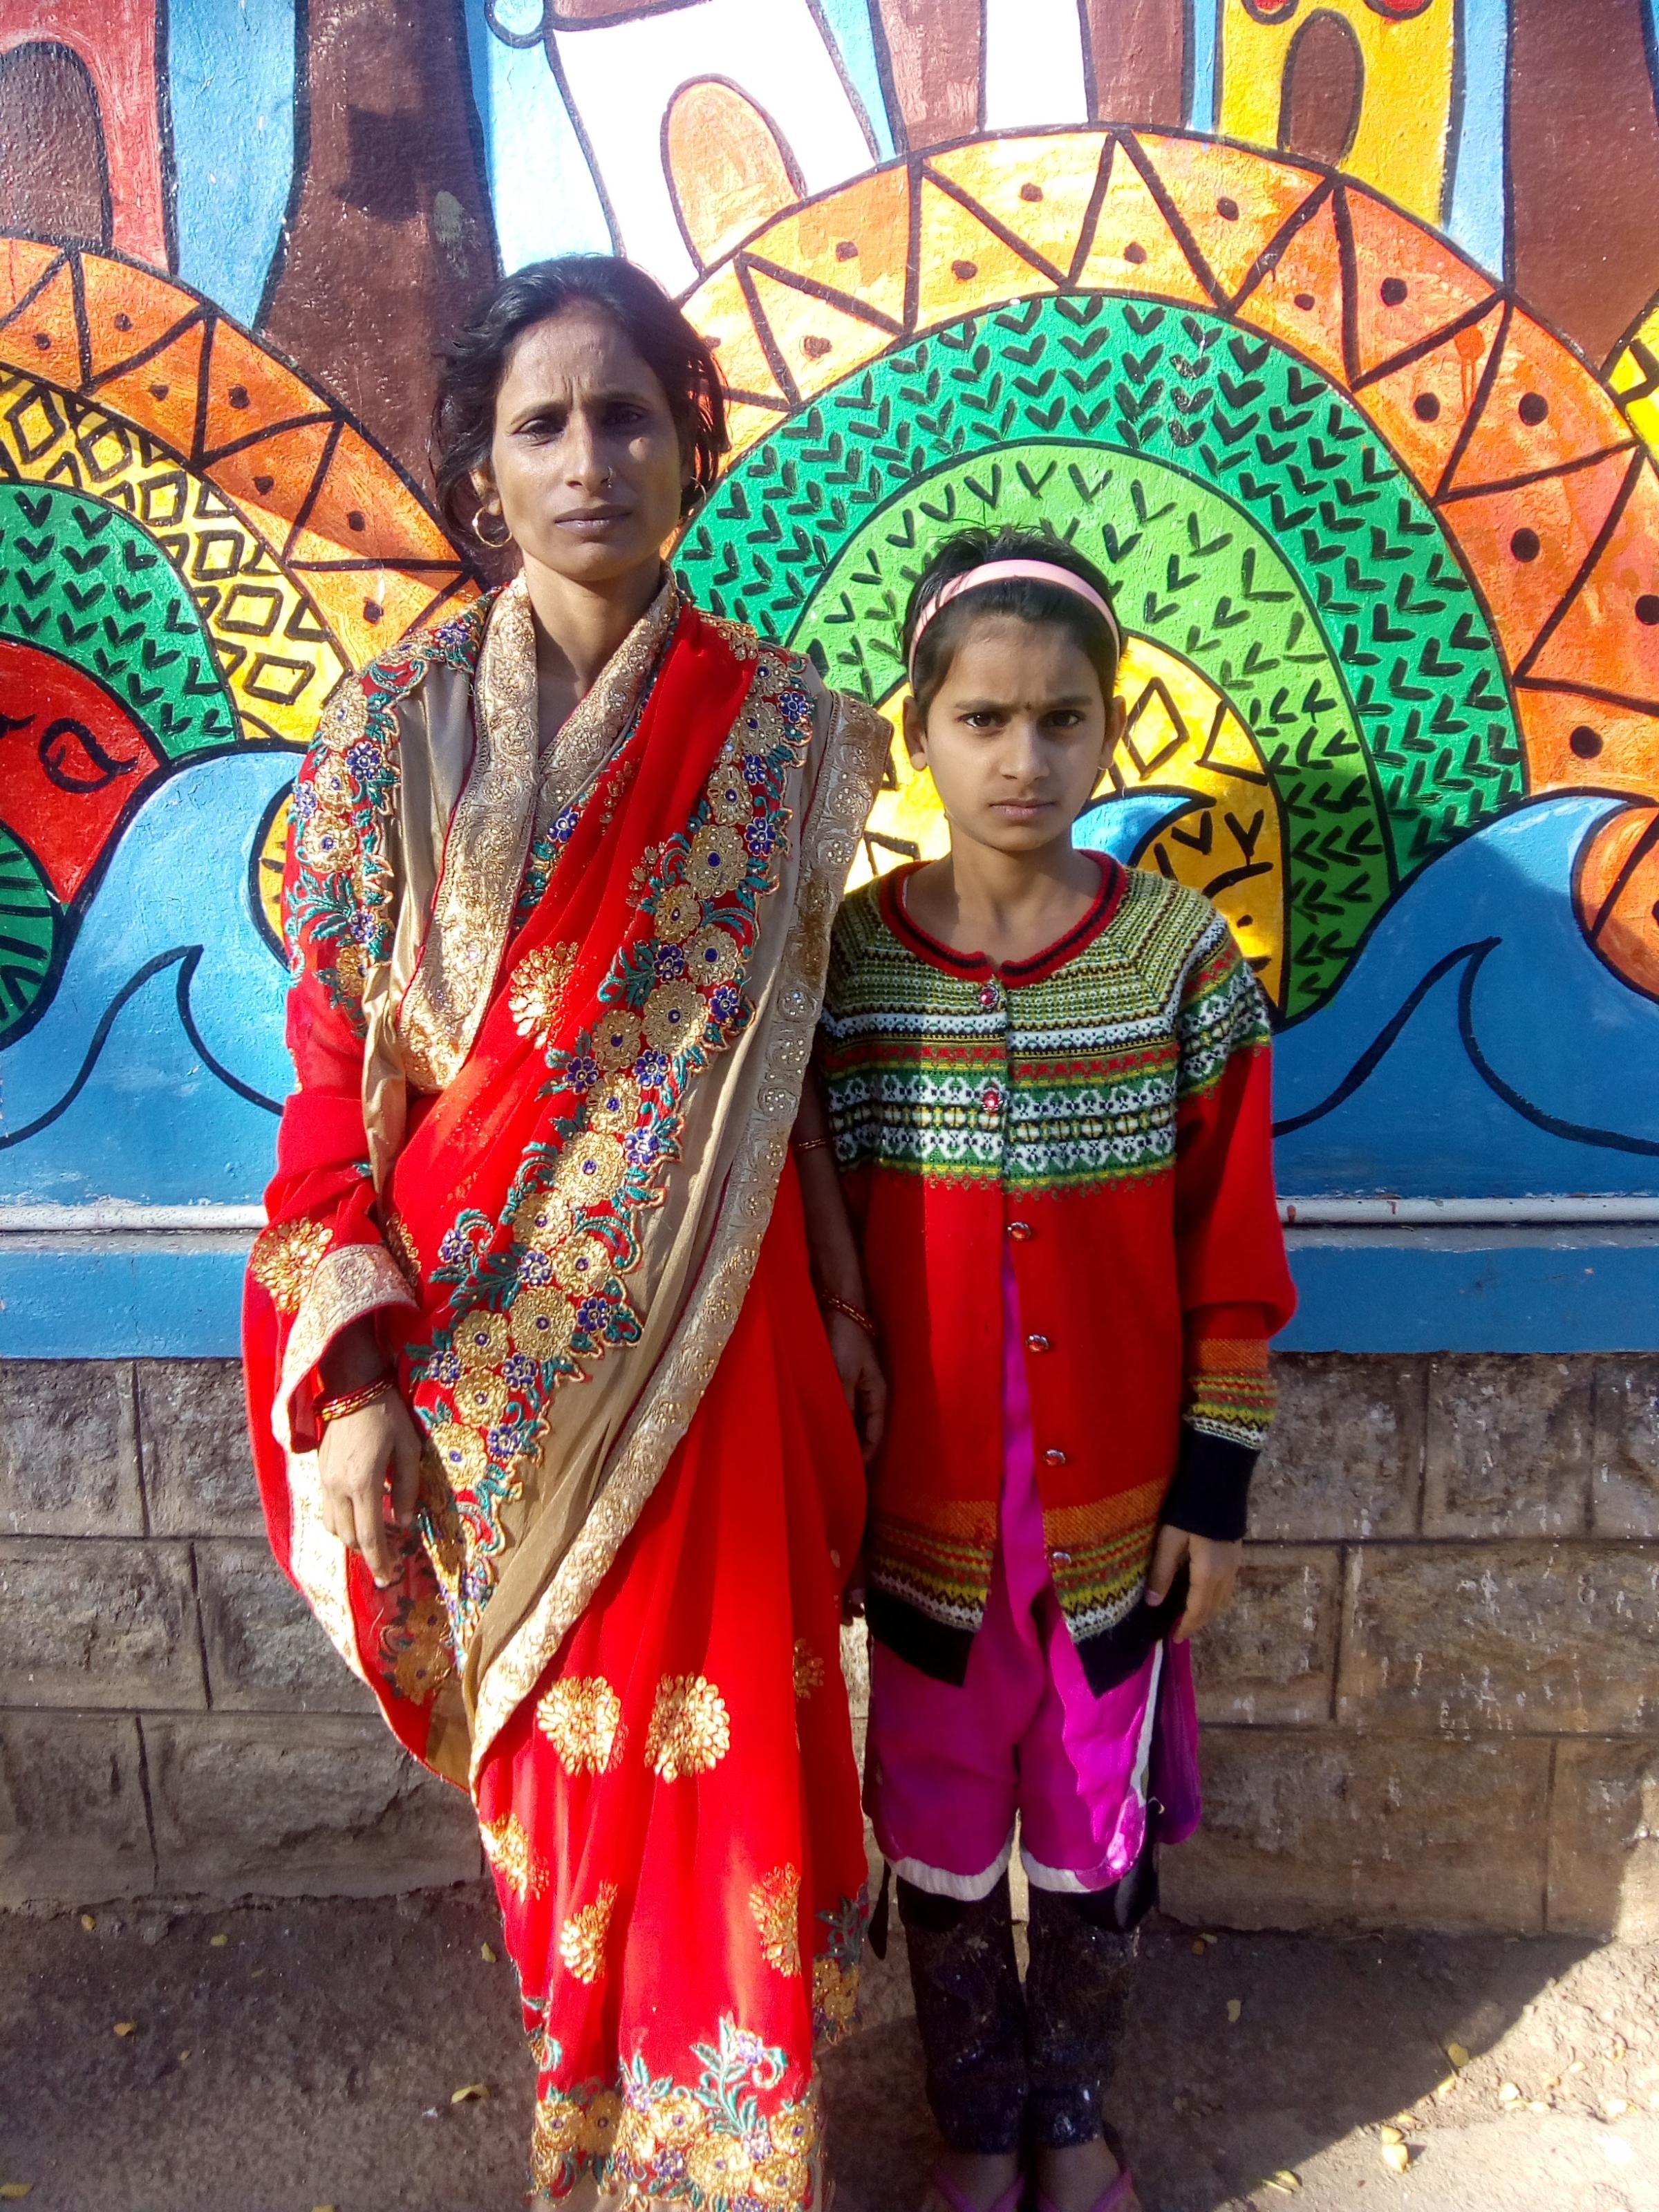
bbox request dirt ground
[2,1886,1656,2212]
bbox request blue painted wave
[0,749,296,1206]
[1273,794,1659,1197]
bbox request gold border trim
[396,578,541,1090]
[469,682,889,1779]
[274,1240,418,1450]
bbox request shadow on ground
[2,1888,1655,2210]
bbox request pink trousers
[866,1260,1200,1896]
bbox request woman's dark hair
[430,255,728,543]
[901,528,1121,718]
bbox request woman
[243,256,890,2209]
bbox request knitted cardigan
[818,857,1296,1694]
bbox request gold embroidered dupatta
[245,577,887,1787]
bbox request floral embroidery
[791,1641,825,1701]
[378,1589,455,1704]
[537,1676,624,1776]
[250,1218,332,1315]
[812,1891,868,2048]
[381,1208,422,1291]
[559,1882,620,1985]
[509,941,579,1042]
[481,1811,547,1902]
[529,2021,822,2203]
[286,598,489,1030]
[646,1675,730,1781]
[749,1866,801,1976]
[407,641,818,1662]
[812,1957,859,2045]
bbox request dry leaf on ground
[1226,1998,1243,2023]
[1378,2126,1404,2146]
[0,2186,35,2200]
[1263,2171,1302,2193]
[1498,2081,1520,2103]
[113,2022,136,2037]
[79,1914,95,1931]
[451,2082,489,2103]
[1445,2041,1470,2068]
[1380,2142,1411,2175]
[481,1943,497,1963]
[209,1933,228,1948]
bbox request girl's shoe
[1034,2169,1140,2212]
[926,2170,1027,2212]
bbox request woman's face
[473,303,691,590]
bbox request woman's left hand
[825,1311,888,1465]
[1145,1524,1243,1644]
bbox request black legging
[896,1837,1155,2153]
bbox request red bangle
[317,1376,394,1426]
[820,1292,878,1340]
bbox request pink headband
[908,558,1123,678]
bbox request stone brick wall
[0,1361,479,1908]
[3,1354,1656,1936]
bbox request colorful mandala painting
[5,0,1659,1223]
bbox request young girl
[815,530,1295,2212]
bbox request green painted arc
[0,482,238,762]
[675,293,1524,892]
[0,820,57,1040]
[788,442,1389,1015]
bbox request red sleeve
[244,688,415,1470]
[1161,924,1295,1540]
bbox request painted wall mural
[4,0,1659,1230]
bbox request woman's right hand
[317,1390,425,1588]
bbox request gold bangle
[317,1376,394,1426]
[791,1134,832,1154]
[819,1292,878,1340]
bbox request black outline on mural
[537,19,626,258]
[1273,929,1659,1154]
[0,941,282,1155]
[152,0,180,275]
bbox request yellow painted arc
[259,794,291,945]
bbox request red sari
[243,576,888,2205]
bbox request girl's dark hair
[430,255,728,543]
[901,528,1121,718]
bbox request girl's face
[470,303,690,592]
[903,614,1125,857]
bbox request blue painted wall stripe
[813,0,898,160]
[9,1232,1659,1358]
[1444,0,1510,276]
[1189,0,1219,131]
[168,0,298,327]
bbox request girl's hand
[824,1310,888,1465]
[317,1390,424,1588]
[1145,1524,1243,1644]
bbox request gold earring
[474,505,512,548]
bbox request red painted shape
[0,637,164,899]
[0,0,166,266]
